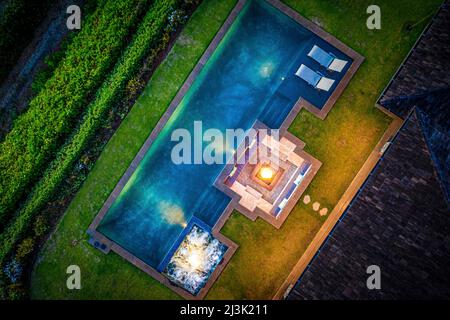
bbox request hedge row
[31,0,101,96]
[31,34,75,96]
[0,0,182,265]
[0,0,151,225]
[0,0,56,83]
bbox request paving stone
[312,202,320,211]
[303,195,311,204]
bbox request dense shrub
[0,0,56,83]
[31,35,74,95]
[125,77,147,98]
[6,283,26,300]
[3,258,22,283]
[15,238,34,261]
[30,0,100,96]
[0,0,191,266]
[0,0,151,225]
[33,215,48,238]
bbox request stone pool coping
[266,0,364,120]
[213,120,322,229]
[87,0,363,300]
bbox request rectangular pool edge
[266,0,365,120]
[87,0,247,237]
[87,0,247,300]
[87,0,364,300]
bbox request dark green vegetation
[0,0,200,299]
[0,0,151,225]
[0,0,56,84]
[0,0,181,263]
[0,0,100,143]
[29,0,442,299]
[30,33,75,97]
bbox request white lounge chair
[295,64,335,92]
[308,45,348,72]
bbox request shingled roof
[288,109,450,299]
[379,1,450,118]
[288,1,450,299]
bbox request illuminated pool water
[163,224,227,295]
[97,0,351,271]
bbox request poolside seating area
[86,0,362,300]
[308,44,348,72]
[295,64,335,91]
[294,44,349,92]
[215,121,322,228]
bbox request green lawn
[31,0,442,299]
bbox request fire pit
[252,162,284,190]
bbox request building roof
[287,0,450,300]
[383,88,450,200]
[414,89,450,201]
[288,109,450,299]
[379,1,450,118]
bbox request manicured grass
[30,0,238,300]
[31,0,442,299]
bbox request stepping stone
[312,202,320,211]
[303,195,311,204]
[319,208,328,216]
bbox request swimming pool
[96,0,351,272]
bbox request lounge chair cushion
[295,64,335,91]
[295,64,320,86]
[308,45,333,68]
[316,77,335,91]
[308,44,348,72]
[328,58,348,72]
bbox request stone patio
[86,0,361,300]
[214,121,322,229]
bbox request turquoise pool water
[97,0,351,269]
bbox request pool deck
[273,114,403,299]
[266,0,364,119]
[87,0,247,300]
[87,0,364,300]
[214,121,322,229]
